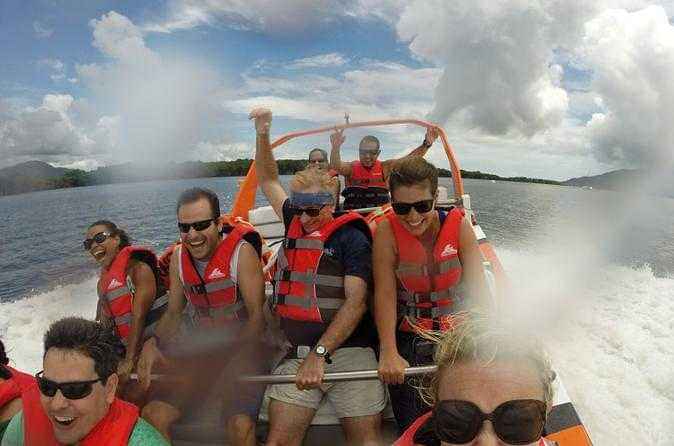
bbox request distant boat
[581,186,593,190]
[491,179,496,183]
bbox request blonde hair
[417,313,555,409]
[289,167,339,200]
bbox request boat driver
[329,127,439,210]
[252,107,387,446]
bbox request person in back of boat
[0,340,35,441]
[394,315,557,446]
[329,127,439,210]
[252,107,387,446]
[1,317,168,446]
[136,187,268,446]
[374,157,491,432]
[308,148,340,201]
[84,220,168,398]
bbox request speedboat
[172,118,594,446]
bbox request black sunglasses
[83,231,111,250]
[178,218,216,233]
[434,399,546,445]
[289,205,327,217]
[36,371,106,400]
[391,199,434,215]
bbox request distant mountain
[0,161,69,196]
[562,169,674,198]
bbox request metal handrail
[130,366,437,384]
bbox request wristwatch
[314,345,332,364]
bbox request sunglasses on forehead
[391,199,434,215]
[36,371,106,400]
[178,218,216,233]
[434,399,547,445]
[83,231,111,250]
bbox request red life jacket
[365,203,394,235]
[98,246,168,343]
[0,366,35,409]
[178,221,261,327]
[346,160,387,188]
[388,208,464,332]
[272,212,369,324]
[394,411,552,446]
[22,386,139,446]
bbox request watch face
[315,345,326,355]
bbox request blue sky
[1,1,673,180]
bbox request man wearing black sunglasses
[252,107,387,446]
[329,126,439,210]
[136,187,268,446]
[1,317,167,445]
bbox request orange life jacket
[388,208,464,332]
[0,366,35,409]
[272,212,369,324]
[178,220,261,328]
[365,203,394,234]
[98,246,168,343]
[22,386,139,446]
[394,411,552,446]
[346,160,387,188]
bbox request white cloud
[287,53,347,70]
[394,0,599,137]
[38,59,65,72]
[74,11,227,164]
[579,6,674,167]
[0,94,117,168]
[33,21,53,38]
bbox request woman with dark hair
[0,340,35,440]
[84,220,168,392]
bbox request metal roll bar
[130,366,437,384]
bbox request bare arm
[374,220,410,384]
[382,126,439,177]
[314,275,367,353]
[329,129,353,177]
[295,274,368,390]
[373,220,399,355]
[125,261,157,362]
[235,242,266,341]
[458,216,491,312]
[251,108,288,219]
[152,249,188,341]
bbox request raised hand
[249,107,272,135]
[330,128,346,149]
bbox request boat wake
[1,252,672,445]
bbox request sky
[1,0,673,180]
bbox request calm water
[1,177,672,302]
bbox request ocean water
[1,177,673,445]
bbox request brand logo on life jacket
[308,230,322,237]
[440,244,457,257]
[208,268,226,280]
[108,278,124,290]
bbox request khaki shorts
[267,347,387,419]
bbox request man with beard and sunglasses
[394,315,558,446]
[329,127,439,210]
[135,187,268,446]
[373,156,491,432]
[1,317,168,445]
[251,107,387,446]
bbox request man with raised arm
[251,107,386,446]
[329,127,439,210]
[135,187,268,446]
